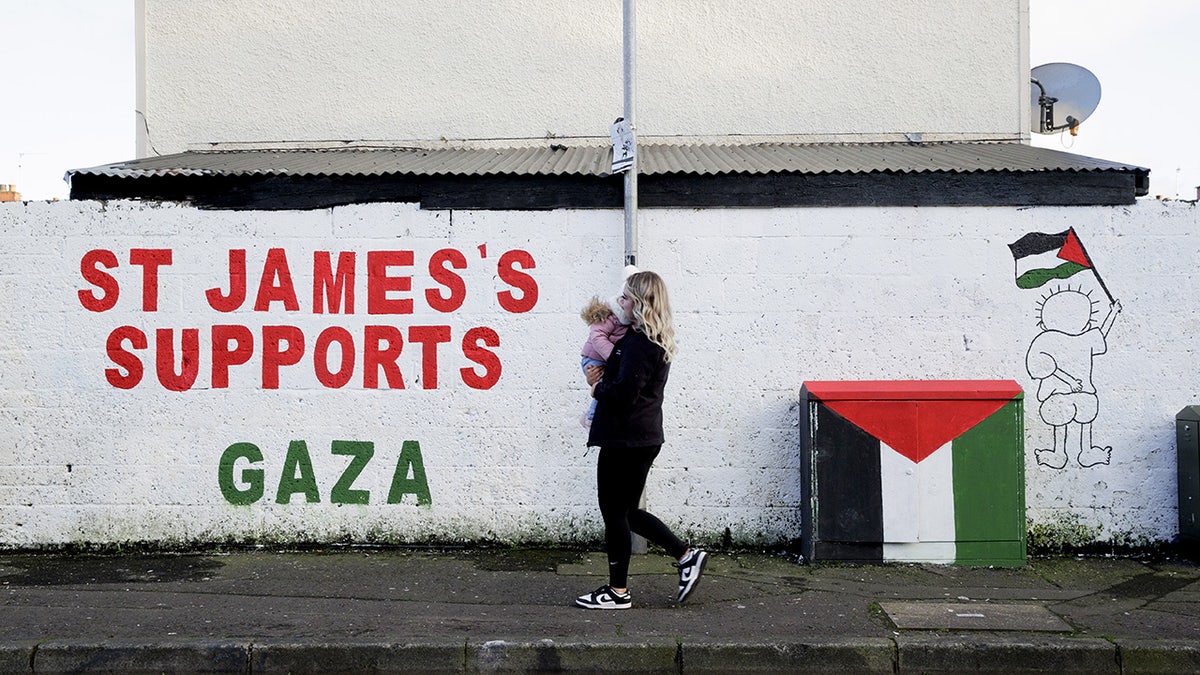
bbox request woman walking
[575,270,707,610]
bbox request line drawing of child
[578,294,629,427]
[1025,285,1121,469]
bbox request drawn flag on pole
[1008,228,1092,289]
[610,117,635,173]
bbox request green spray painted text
[218,440,432,506]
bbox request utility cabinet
[1176,406,1200,554]
[800,380,1026,566]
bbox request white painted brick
[1,199,1198,547]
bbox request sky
[1029,0,1200,199]
[1,1,1198,202]
[0,1,134,202]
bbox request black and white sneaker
[674,549,708,603]
[575,584,631,610]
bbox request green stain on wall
[1027,513,1103,553]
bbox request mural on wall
[75,243,538,513]
[4,199,1193,548]
[77,245,538,391]
[218,439,431,507]
[1009,229,1122,470]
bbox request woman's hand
[585,364,604,386]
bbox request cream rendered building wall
[135,0,1031,156]
[0,198,1194,549]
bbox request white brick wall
[1,198,1196,548]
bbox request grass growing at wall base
[1026,515,1174,557]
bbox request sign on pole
[610,117,635,174]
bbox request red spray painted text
[78,246,538,391]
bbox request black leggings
[597,445,687,588]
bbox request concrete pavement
[1,548,1198,673]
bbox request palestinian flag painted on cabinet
[800,381,1025,566]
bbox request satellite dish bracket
[1031,78,1075,133]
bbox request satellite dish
[1030,62,1101,134]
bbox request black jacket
[586,330,670,448]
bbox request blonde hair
[580,295,612,324]
[624,271,677,362]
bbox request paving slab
[879,601,1073,631]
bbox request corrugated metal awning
[66,140,1151,209]
[68,141,1147,181]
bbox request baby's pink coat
[582,313,628,361]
